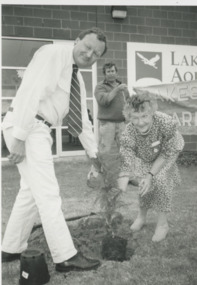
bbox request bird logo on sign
[137,53,160,69]
[135,51,162,82]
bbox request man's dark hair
[102,62,118,75]
[77,27,107,56]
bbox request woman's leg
[130,206,148,232]
[152,212,169,242]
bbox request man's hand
[90,156,102,173]
[116,84,130,100]
[87,165,104,189]
[117,83,128,92]
[8,137,26,164]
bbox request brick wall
[2,5,197,151]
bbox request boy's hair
[77,27,107,56]
[102,62,118,75]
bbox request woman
[118,93,184,242]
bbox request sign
[127,43,197,134]
[134,80,197,135]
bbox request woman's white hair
[123,91,158,121]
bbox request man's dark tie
[67,64,83,137]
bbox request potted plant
[87,153,128,262]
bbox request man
[94,62,129,162]
[94,62,138,185]
[1,28,107,273]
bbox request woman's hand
[139,174,153,197]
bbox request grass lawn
[1,159,197,285]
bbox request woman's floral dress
[120,111,184,212]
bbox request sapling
[87,152,128,261]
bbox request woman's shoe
[152,224,169,242]
[130,218,146,232]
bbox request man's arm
[95,83,129,106]
[77,74,99,159]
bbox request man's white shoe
[130,218,146,232]
[152,224,169,242]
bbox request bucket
[19,249,50,285]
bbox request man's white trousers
[2,121,77,263]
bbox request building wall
[2,5,197,150]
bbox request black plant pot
[19,249,50,285]
[101,234,127,262]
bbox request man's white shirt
[2,43,98,158]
